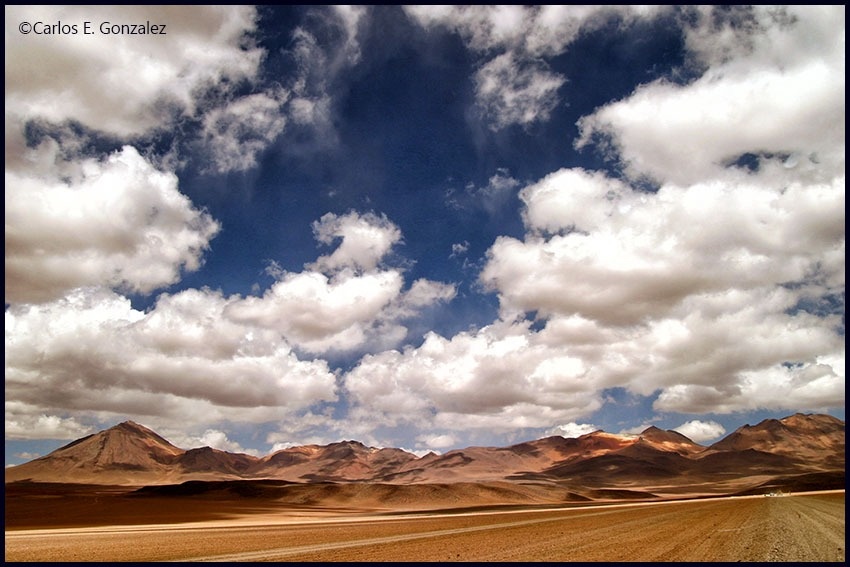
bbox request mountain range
[5,413,844,498]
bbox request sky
[4,5,845,465]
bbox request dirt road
[5,491,843,562]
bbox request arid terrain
[5,413,844,562]
[4,490,845,562]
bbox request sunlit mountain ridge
[5,414,844,499]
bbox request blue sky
[5,6,845,464]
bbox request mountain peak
[5,413,844,488]
[707,412,845,464]
[640,426,694,443]
[638,426,703,455]
[113,420,155,433]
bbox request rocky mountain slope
[5,414,844,497]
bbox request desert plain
[4,481,845,562]
[6,414,844,562]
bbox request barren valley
[5,413,844,562]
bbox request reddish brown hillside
[638,426,704,455]
[4,413,844,495]
[4,421,185,484]
[176,447,257,479]
[702,413,845,470]
[251,441,421,482]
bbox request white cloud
[5,144,220,304]
[4,409,94,440]
[332,5,367,65]
[681,6,838,72]
[462,7,845,425]
[4,287,339,432]
[13,452,42,461]
[5,5,367,177]
[5,4,294,196]
[4,6,278,303]
[4,208,457,438]
[4,6,843,451]
[309,212,402,274]
[227,212,454,354]
[576,6,845,185]
[5,5,263,137]
[398,279,457,310]
[520,168,632,235]
[474,51,565,130]
[416,433,457,451]
[478,169,522,214]
[656,351,845,415]
[405,5,665,130]
[478,167,844,416]
[447,169,521,216]
[199,90,290,173]
[405,5,643,55]
[278,6,367,141]
[672,420,726,444]
[227,270,406,354]
[350,47,844,439]
[405,5,530,52]
[192,429,262,456]
[451,241,470,258]
[545,422,599,439]
[265,412,357,450]
[345,320,605,435]
[482,169,844,327]
[288,95,332,127]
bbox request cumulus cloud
[416,433,457,451]
[190,429,263,456]
[477,166,844,415]
[13,452,42,461]
[227,212,455,354]
[4,6,843,453]
[227,270,407,354]
[4,5,287,302]
[5,5,263,138]
[405,5,532,52]
[6,4,298,178]
[655,352,845,415]
[4,207,456,438]
[4,287,338,430]
[266,417,345,452]
[405,5,665,130]
[5,144,220,304]
[453,169,522,216]
[468,168,521,215]
[331,5,367,65]
[341,7,844,442]
[545,422,599,439]
[309,211,402,273]
[466,6,846,422]
[576,6,845,185]
[482,169,844,326]
[398,279,457,311]
[4,409,94,441]
[344,320,604,437]
[672,420,726,444]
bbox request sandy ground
[5,491,844,562]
